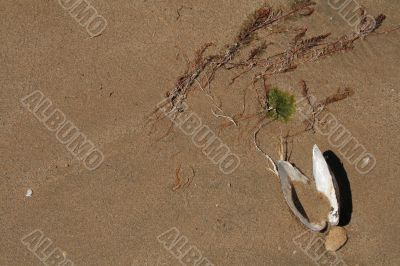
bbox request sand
[291,181,331,225]
[1,0,400,265]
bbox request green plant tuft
[266,87,296,122]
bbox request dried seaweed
[294,81,354,137]
[319,88,355,107]
[148,3,389,137]
[149,2,317,121]
[236,5,280,44]
[248,41,269,60]
[290,0,315,16]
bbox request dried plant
[248,41,269,60]
[294,81,354,136]
[319,88,355,107]
[147,2,390,141]
[147,2,317,125]
[266,88,296,122]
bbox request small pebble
[325,226,347,251]
[25,189,33,197]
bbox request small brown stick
[172,164,182,191]
[172,165,195,191]
[240,86,249,117]
[373,25,400,35]
[318,87,354,107]
[280,132,293,161]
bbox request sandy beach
[1,0,400,265]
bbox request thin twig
[253,121,278,176]
[211,109,238,126]
[195,78,238,126]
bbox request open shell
[312,145,340,226]
[277,145,340,231]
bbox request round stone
[325,226,348,252]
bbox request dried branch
[152,2,317,119]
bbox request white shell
[313,145,340,226]
[277,161,326,232]
[277,145,340,231]
[25,188,33,197]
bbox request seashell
[312,145,340,226]
[277,145,340,231]
[25,188,33,197]
[277,160,326,232]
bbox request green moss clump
[267,87,296,122]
